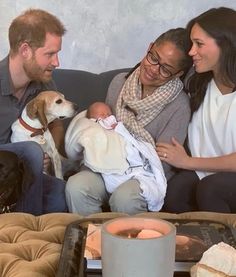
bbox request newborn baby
[86,102,118,129]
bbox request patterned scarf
[116,67,183,146]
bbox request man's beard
[23,56,53,83]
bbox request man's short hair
[9,9,66,54]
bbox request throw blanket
[65,116,129,174]
[116,67,183,146]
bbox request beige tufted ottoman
[0,212,82,277]
[1,211,236,277]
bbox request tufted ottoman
[0,212,125,277]
[0,212,82,277]
[1,211,236,277]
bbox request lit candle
[137,229,163,239]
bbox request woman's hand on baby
[156,137,190,168]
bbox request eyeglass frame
[145,49,182,78]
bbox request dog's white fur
[11,90,77,179]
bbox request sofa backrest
[53,68,130,113]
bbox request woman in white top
[157,7,236,213]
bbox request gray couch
[53,68,130,115]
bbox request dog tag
[39,135,46,145]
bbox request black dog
[0,150,27,213]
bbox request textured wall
[1,0,235,73]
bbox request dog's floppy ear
[26,98,48,128]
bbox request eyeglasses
[146,51,178,78]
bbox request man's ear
[18,42,33,59]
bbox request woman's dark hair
[186,7,236,114]
[126,28,192,81]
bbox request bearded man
[0,9,68,215]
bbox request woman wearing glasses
[157,7,236,213]
[66,28,192,215]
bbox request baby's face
[90,103,112,119]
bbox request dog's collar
[19,117,46,137]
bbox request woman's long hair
[187,7,236,114]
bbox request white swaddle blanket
[107,122,167,211]
[65,112,167,211]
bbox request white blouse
[188,79,236,179]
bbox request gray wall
[1,0,235,73]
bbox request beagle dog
[0,150,29,213]
[11,91,78,179]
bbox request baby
[86,102,118,130]
[65,102,167,211]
